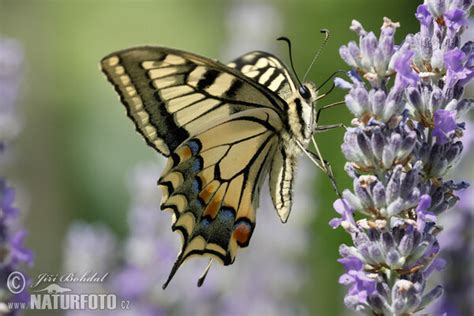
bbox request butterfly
[101,42,335,288]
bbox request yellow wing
[158,108,281,288]
[101,47,286,156]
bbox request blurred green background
[1,0,422,315]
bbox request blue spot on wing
[191,157,203,173]
[188,139,202,155]
[218,207,236,223]
[192,178,201,193]
[193,198,204,209]
[233,218,253,230]
[199,217,211,228]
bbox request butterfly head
[298,81,318,104]
[283,80,319,148]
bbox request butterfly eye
[299,85,311,100]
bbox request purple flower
[415,195,436,231]
[416,5,433,27]
[338,255,364,272]
[338,256,377,311]
[0,36,32,315]
[329,199,355,229]
[339,18,400,88]
[9,230,34,266]
[434,187,474,315]
[334,2,472,314]
[426,0,446,17]
[444,8,469,33]
[444,47,474,88]
[0,179,18,219]
[393,49,419,88]
[433,109,457,144]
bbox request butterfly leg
[315,100,346,125]
[295,140,342,199]
[311,97,346,165]
[309,99,347,199]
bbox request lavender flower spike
[333,2,472,314]
[0,37,33,315]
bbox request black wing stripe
[196,69,220,90]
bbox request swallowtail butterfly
[101,45,331,288]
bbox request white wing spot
[187,66,207,87]
[152,77,177,89]
[125,86,137,97]
[206,73,234,96]
[130,97,143,111]
[107,56,119,66]
[258,68,275,85]
[148,67,179,79]
[241,64,254,73]
[114,66,125,75]
[154,138,170,156]
[120,75,131,85]
[268,74,285,91]
[245,70,259,78]
[163,55,186,65]
[135,110,150,126]
[255,57,269,68]
[142,61,160,69]
[143,125,157,139]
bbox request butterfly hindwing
[158,108,281,287]
[101,47,286,156]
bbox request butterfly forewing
[228,51,298,99]
[101,47,286,156]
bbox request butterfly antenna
[315,70,347,91]
[302,29,330,83]
[197,258,213,287]
[277,36,304,88]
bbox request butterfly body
[101,46,318,287]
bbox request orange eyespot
[232,221,253,247]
